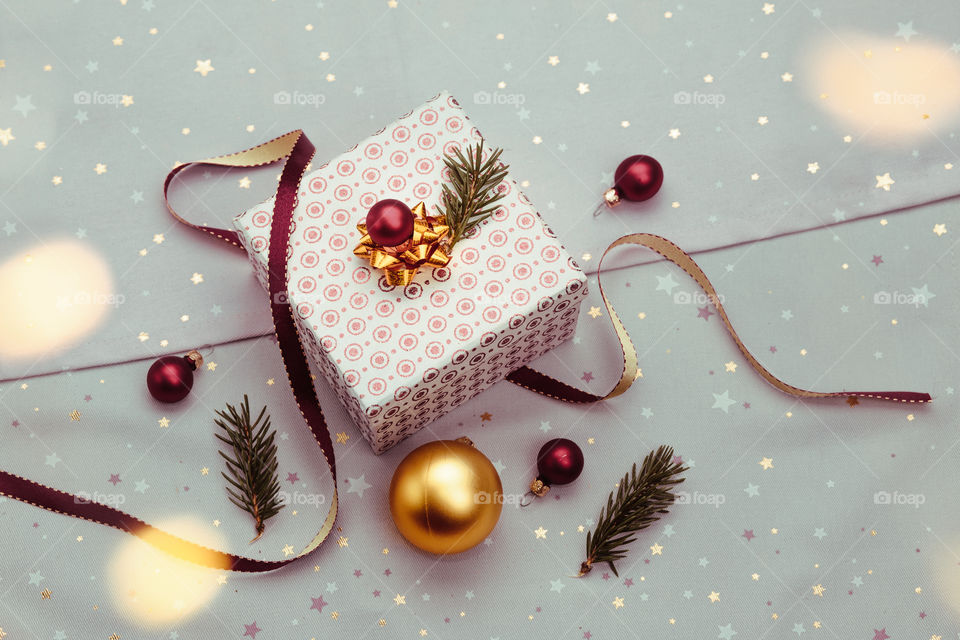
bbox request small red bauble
[612,155,663,203]
[527,438,585,499]
[147,350,203,403]
[366,199,415,247]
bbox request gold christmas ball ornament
[389,437,503,555]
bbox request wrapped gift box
[233,91,587,453]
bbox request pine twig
[214,395,283,543]
[436,140,510,248]
[579,445,687,577]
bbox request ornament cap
[454,436,475,448]
[530,478,550,497]
[603,187,622,207]
[184,350,203,370]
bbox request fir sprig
[579,445,687,576]
[437,141,509,247]
[214,395,283,542]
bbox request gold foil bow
[354,202,451,286]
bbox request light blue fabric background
[1,2,959,639]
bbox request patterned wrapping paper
[234,92,588,453]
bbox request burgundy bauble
[613,155,663,202]
[536,438,585,487]
[147,351,202,403]
[366,199,415,247]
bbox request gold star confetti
[781,72,793,82]
[201,467,209,476]
[336,431,350,444]
[606,12,618,22]
[34,140,46,150]
[588,306,603,318]
[621,120,630,128]
[807,162,820,174]
[194,59,215,76]
[0,128,14,146]
[814,621,822,629]
[305,23,314,31]
[668,128,681,139]
[180,314,189,322]
[759,457,774,470]
[762,3,775,14]
[238,176,251,189]
[213,520,220,527]
[51,175,62,185]
[875,172,895,191]
[216,574,227,585]
[576,82,590,95]
[281,544,295,557]
[532,135,542,144]
[190,272,204,285]
[708,591,720,602]
[394,594,406,605]
[378,619,386,627]
[703,74,714,83]
[534,526,548,539]
[724,361,737,372]
[547,56,559,66]
[331,611,339,620]
[207,362,217,371]
[152,233,165,244]
[578,525,585,532]
[757,116,769,125]
[0,627,5,639]
[158,416,170,428]
[112,36,124,46]
[419,630,427,637]
[76,536,83,542]
[587,437,595,445]
[69,409,81,421]
[752,573,760,581]
[612,596,625,609]
[337,536,349,547]
[326,73,336,82]
[843,135,853,143]
[94,163,108,175]
[318,51,330,61]
[812,584,825,597]
[907,413,915,421]
[637,312,646,319]
[121,95,134,107]
[650,543,664,556]
[108,635,120,640]
[760,51,769,59]
[41,588,52,600]
[266,378,275,386]
[933,223,947,236]
[772,613,779,620]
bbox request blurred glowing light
[108,517,225,626]
[0,240,115,359]
[805,33,960,140]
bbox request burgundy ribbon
[0,129,931,573]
